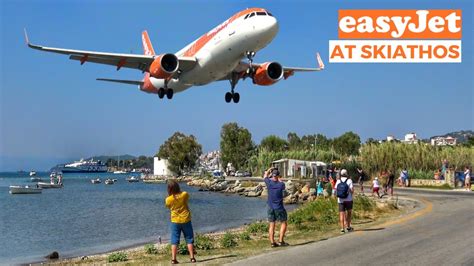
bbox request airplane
[25,7,324,103]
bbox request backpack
[336,178,350,198]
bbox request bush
[159,244,171,255]
[239,231,251,241]
[178,243,189,255]
[288,198,338,230]
[194,234,214,250]
[107,252,128,262]
[220,232,238,248]
[144,243,158,255]
[246,222,269,234]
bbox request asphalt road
[229,190,474,266]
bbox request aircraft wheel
[158,88,165,99]
[225,92,232,103]
[166,89,174,99]
[232,92,240,103]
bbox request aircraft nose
[265,16,279,37]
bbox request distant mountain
[430,130,474,143]
[87,154,137,162]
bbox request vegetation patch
[144,243,158,255]
[107,252,128,262]
[220,232,238,248]
[194,233,215,250]
[246,222,269,235]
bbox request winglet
[316,52,325,70]
[23,28,30,45]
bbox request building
[154,157,172,176]
[386,135,395,142]
[403,133,419,144]
[271,158,327,179]
[431,136,457,146]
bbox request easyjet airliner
[25,7,324,103]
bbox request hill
[87,154,137,162]
[430,130,474,143]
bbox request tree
[332,131,361,156]
[463,136,474,147]
[260,135,288,152]
[287,132,301,150]
[220,122,254,171]
[300,134,331,150]
[366,138,379,145]
[157,132,202,175]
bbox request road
[229,190,474,266]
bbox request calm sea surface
[0,172,267,264]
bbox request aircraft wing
[24,30,197,72]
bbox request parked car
[235,171,252,177]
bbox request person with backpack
[335,169,354,233]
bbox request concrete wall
[411,179,447,186]
[153,157,172,176]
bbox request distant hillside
[87,154,137,162]
[430,130,474,143]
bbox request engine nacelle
[252,62,283,86]
[149,53,179,79]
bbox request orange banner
[338,10,462,39]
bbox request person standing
[335,169,354,233]
[264,168,288,247]
[385,170,395,197]
[356,168,367,193]
[371,177,381,198]
[464,166,471,191]
[165,180,196,264]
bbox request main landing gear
[224,51,256,104]
[158,79,174,100]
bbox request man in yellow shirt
[165,180,196,264]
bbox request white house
[403,133,418,144]
[431,136,457,146]
[154,157,172,176]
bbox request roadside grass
[49,196,400,265]
[410,184,453,190]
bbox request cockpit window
[267,12,273,17]
[244,14,249,19]
[248,12,255,18]
[256,11,266,16]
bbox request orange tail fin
[142,30,156,56]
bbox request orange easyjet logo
[338,10,462,39]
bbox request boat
[113,170,127,174]
[54,158,108,173]
[126,176,140,183]
[37,182,63,189]
[91,178,101,184]
[104,179,115,185]
[29,171,37,177]
[9,185,42,194]
[30,177,42,182]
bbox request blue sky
[1,0,472,171]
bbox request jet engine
[252,62,283,86]
[149,53,179,79]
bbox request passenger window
[257,12,266,16]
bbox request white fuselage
[148,12,279,93]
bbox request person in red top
[329,175,337,197]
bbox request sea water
[0,172,267,264]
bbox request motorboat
[30,176,42,182]
[29,171,37,177]
[37,182,63,189]
[104,179,115,185]
[126,176,140,183]
[91,178,101,184]
[9,185,42,194]
[113,170,127,174]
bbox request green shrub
[144,243,158,255]
[178,243,189,255]
[239,231,251,241]
[107,252,128,262]
[194,234,214,250]
[159,244,171,255]
[246,222,269,234]
[288,198,338,230]
[220,232,237,248]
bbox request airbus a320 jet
[26,7,324,103]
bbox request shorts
[267,208,287,222]
[170,221,194,245]
[373,187,379,193]
[466,177,471,185]
[338,201,353,212]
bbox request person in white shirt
[371,177,380,198]
[335,169,354,233]
[464,167,471,191]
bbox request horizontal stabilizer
[96,78,144,85]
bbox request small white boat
[30,177,42,182]
[104,179,115,185]
[10,185,42,194]
[126,176,140,183]
[29,171,37,177]
[37,182,63,189]
[113,170,127,174]
[91,178,101,184]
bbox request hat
[375,177,378,180]
[271,169,281,177]
[340,169,348,176]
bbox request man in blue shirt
[264,167,288,247]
